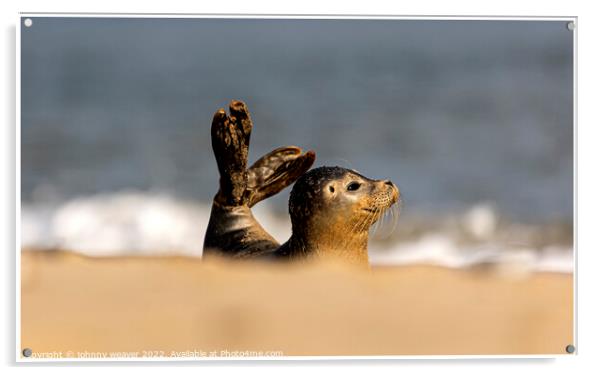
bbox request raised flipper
[203,100,315,258]
[247,146,316,207]
[211,100,252,207]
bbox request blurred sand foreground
[21,250,573,358]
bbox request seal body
[202,101,399,265]
[204,203,279,258]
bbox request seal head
[274,166,400,264]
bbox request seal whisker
[371,199,400,239]
[371,208,381,236]
[374,208,384,239]
[380,205,397,238]
[375,206,386,237]
[390,202,400,233]
[381,207,391,238]
[368,208,380,233]
[377,207,389,238]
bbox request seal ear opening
[329,185,335,193]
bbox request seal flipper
[204,100,315,258]
[211,100,252,206]
[247,146,316,207]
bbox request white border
[572,14,578,356]
[14,13,578,363]
[15,12,22,366]
[18,13,576,20]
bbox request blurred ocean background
[20,18,574,272]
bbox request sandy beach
[20,250,573,358]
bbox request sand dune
[20,250,573,358]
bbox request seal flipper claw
[247,147,316,207]
[228,100,253,138]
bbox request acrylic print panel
[19,16,574,359]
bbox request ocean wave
[20,191,573,273]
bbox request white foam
[20,192,573,273]
[369,235,573,274]
[462,203,498,240]
[20,191,293,257]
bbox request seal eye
[346,182,361,191]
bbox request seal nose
[383,180,400,204]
